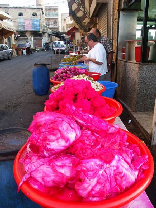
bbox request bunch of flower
[52,66,88,82]
[51,74,104,92]
[45,79,115,119]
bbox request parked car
[16,44,33,54]
[16,44,26,51]
[0,44,12,60]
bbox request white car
[0,44,12,60]
[53,41,66,54]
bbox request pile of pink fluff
[53,66,88,81]
[45,79,116,119]
[19,105,149,202]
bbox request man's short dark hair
[87,33,98,42]
[95,29,101,37]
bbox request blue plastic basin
[97,81,118,98]
[59,64,87,69]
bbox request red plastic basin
[44,97,122,124]
[50,78,62,86]
[13,130,154,208]
[102,97,123,124]
[50,88,56,93]
[85,72,101,81]
[98,84,106,95]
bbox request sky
[0,0,36,6]
[0,0,69,10]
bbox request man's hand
[86,58,102,65]
[84,58,90,63]
[76,55,87,64]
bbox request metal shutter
[98,4,107,37]
[33,37,42,48]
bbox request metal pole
[51,55,52,70]
[142,0,149,62]
[151,97,156,145]
[59,48,60,61]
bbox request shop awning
[66,26,77,36]
[66,26,79,41]
[0,11,12,20]
[0,20,16,38]
[67,0,90,31]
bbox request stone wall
[136,64,156,111]
[116,60,156,112]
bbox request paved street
[0,51,64,130]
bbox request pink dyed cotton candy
[75,155,145,201]
[19,154,79,194]
[45,79,116,119]
[19,107,149,202]
[27,111,81,156]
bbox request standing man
[89,28,113,81]
[26,40,31,55]
[77,33,107,80]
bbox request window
[0,45,4,50]
[32,12,37,16]
[18,12,23,16]
[3,45,8,50]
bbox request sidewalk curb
[116,97,152,146]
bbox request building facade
[44,6,59,33]
[0,6,48,48]
[61,13,71,32]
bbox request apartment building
[0,5,48,48]
[61,13,72,32]
[44,6,59,33]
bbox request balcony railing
[45,13,58,18]
[48,25,59,29]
